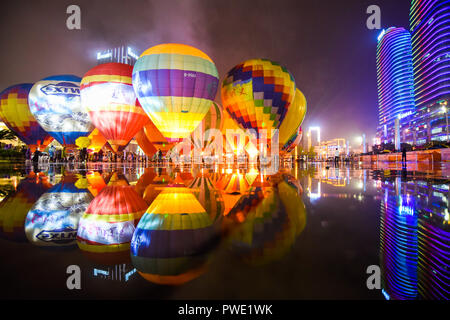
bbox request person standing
[334,148,340,165]
[401,146,407,165]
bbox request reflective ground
[0,161,448,300]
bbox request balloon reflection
[25,173,92,247]
[77,173,147,265]
[131,184,219,285]
[224,173,307,266]
[0,172,52,242]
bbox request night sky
[0,0,411,143]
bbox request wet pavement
[0,161,448,300]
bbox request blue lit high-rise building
[409,0,450,143]
[376,27,416,145]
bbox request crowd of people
[22,145,153,165]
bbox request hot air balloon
[221,59,296,146]
[80,63,149,153]
[131,185,218,285]
[77,173,148,265]
[137,119,174,155]
[132,43,219,143]
[135,125,157,157]
[0,84,53,152]
[25,173,93,247]
[0,172,52,242]
[28,75,93,147]
[279,89,306,153]
[191,101,224,152]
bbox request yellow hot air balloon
[132,43,220,143]
[279,89,307,153]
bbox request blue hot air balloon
[28,75,94,146]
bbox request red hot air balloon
[80,63,149,153]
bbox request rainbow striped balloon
[0,84,53,152]
[132,43,219,143]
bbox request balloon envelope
[221,59,296,141]
[279,89,306,153]
[0,84,53,151]
[28,75,93,146]
[132,43,219,142]
[80,63,149,153]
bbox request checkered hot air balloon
[80,63,149,153]
[0,84,53,152]
[221,59,296,146]
[132,43,219,143]
[28,75,94,147]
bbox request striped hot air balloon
[80,63,149,153]
[188,173,224,222]
[0,84,53,152]
[221,59,296,145]
[77,173,148,265]
[132,43,219,143]
[131,185,218,285]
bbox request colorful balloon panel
[77,174,148,265]
[80,63,149,153]
[25,174,93,247]
[282,126,303,154]
[131,186,216,285]
[28,75,93,146]
[221,59,296,140]
[132,43,219,142]
[0,84,53,151]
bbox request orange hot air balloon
[77,173,148,265]
[80,63,149,153]
[87,128,107,152]
[139,119,174,155]
[135,126,157,157]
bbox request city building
[313,138,347,160]
[376,27,416,145]
[407,0,450,143]
[96,46,140,66]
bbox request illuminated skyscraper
[409,0,450,143]
[410,0,450,110]
[376,27,416,144]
